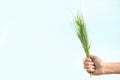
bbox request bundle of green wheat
[74,13,90,58]
[74,13,92,77]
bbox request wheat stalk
[74,12,92,77]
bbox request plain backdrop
[0,0,120,80]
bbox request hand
[83,55,105,75]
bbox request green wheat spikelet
[74,12,92,77]
[74,13,90,57]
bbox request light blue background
[0,0,120,80]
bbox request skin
[83,55,120,75]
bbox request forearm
[104,62,120,74]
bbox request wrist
[103,63,114,74]
[100,63,106,75]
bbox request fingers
[84,62,94,67]
[86,68,95,73]
[83,58,92,65]
[83,57,95,73]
